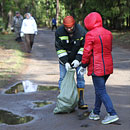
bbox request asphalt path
[0,28,130,130]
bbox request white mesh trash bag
[22,80,38,93]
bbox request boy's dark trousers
[52,25,57,31]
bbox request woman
[78,12,119,124]
[20,13,37,53]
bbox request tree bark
[7,10,13,28]
[1,0,4,18]
[56,0,59,26]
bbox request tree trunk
[1,0,4,18]
[126,0,130,28]
[7,10,13,28]
[56,0,59,26]
[128,16,130,27]
[79,0,85,8]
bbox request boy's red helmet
[63,16,75,27]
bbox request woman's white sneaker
[89,110,100,120]
[101,114,119,124]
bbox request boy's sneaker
[89,110,100,120]
[101,114,119,125]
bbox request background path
[21,28,59,86]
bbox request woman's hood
[84,12,102,31]
[25,13,31,19]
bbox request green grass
[0,33,25,87]
[112,31,130,50]
[0,34,20,49]
[112,31,130,39]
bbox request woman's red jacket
[82,12,113,76]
